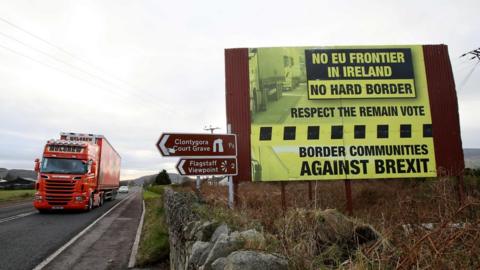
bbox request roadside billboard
[247,45,437,181]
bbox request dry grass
[179,176,480,269]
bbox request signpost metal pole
[196,175,200,192]
[228,176,234,209]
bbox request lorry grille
[45,179,75,205]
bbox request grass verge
[136,185,169,267]
[0,189,35,203]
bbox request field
[0,189,35,203]
[183,176,480,269]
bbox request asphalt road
[44,187,143,269]
[0,201,37,221]
[0,189,137,270]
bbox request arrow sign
[176,158,237,176]
[157,133,237,157]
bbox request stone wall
[164,189,288,270]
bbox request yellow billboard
[249,45,436,181]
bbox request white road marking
[32,192,137,270]
[0,211,37,224]
[128,199,145,268]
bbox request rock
[202,233,244,269]
[281,208,381,266]
[354,224,379,245]
[195,221,219,242]
[188,241,213,269]
[164,189,200,237]
[210,257,227,270]
[238,229,265,250]
[164,189,201,270]
[229,231,240,239]
[211,224,230,243]
[317,209,356,243]
[223,251,288,270]
[185,221,219,242]
[239,229,264,242]
[164,189,295,270]
[184,221,202,240]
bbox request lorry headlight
[75,196,85,201]
[35,195,43,201]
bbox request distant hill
[0,167,191,185]
[127,172,192,186]
[0,169,37,181]
[0,168,8,179]
[464,148,480,169]
[0,169,37,189]
[127,174,155,186]
[5,169,37,181]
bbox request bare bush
[176,177,480,269]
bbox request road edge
[32,193,135,270]
[128,198,145,268]
[0,211,36,224]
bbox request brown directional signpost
[176,158,237,176]
[156,133,237,157]
[157,132,237,208]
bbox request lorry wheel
[99,194,104,206]
[38,209,49,214]
[88,195,93,211]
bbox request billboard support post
[281,182,287,213]
[344,180,353,215]
[227,123,235,209]
[457,174,465,205]
[308,182,313,205]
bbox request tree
[155,169,171,185]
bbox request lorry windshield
[40,158,87,174]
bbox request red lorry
[33,132,121,212]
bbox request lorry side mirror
[34,158,40,173]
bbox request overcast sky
[0,0,478,179]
